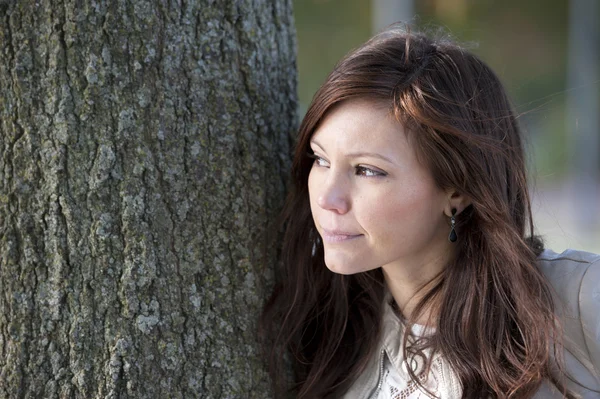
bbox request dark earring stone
[448,208,457,243]
[448,228,457,243]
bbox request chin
[324,260,367,275]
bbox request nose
[316,170,350,214]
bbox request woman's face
[308,99,452,275]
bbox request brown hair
[261,27,573,398]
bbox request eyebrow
[310,139,397,165]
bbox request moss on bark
[0,0,296,397]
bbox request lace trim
[380,357,442,399]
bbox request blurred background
[294,0,600,253]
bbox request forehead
[311,99,412,154]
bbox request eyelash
[306,152,387,178]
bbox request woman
[260,27,600,398]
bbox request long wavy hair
[261,27,573,399]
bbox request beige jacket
[342,249,600,398]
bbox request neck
[381,252,450,325]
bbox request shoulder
[537,248,600,302]
[536,248,600,327]
[537,247,600,274]
[537,248,600,322]
[536,248,600,394]
[537,247,600,264]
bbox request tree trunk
[0,0,296,397]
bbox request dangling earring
[311,235,321,256]
[448,208,457,243]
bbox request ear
[443,190,471,217]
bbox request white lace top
[346,296,463,399]
[377,349,443,399]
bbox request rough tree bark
[0,0,296,397]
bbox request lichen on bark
[0,0,296,397]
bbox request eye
[356,165,387,177]
[307,152,330,168]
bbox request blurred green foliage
[294,0,372,114]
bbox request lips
[320,227,363,243]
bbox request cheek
[307,167,316,202]
[362,184,444,238]
[307,166,321,213]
